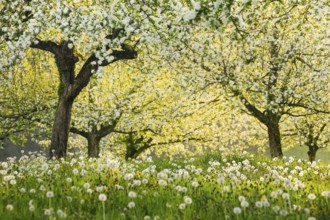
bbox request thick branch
[72,44,137,99]
[232,89,267,124]
[30,39,61,55]
[70,127,89,139]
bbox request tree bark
[267,122,283,158]
[307,148,317,162]
[87,134,101,158]
[125,146,137,160]
[49,97,73,158]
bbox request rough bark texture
[266,122,283,158]
[307,147,317,162]
[49,98,73,158]
[87,135,101,158]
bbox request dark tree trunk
[125,146,137,160]
[49,95,73,158]
[87,135,101,158]
[307,145,318,162]
[267,122,283,158]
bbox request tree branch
[30,39,61,55]
[70,127,89,139]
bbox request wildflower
[144,216,151,220]
[308,217,316,220]
[282,193,290,199]
[57,209,67,218]
[96,186,104,192]
[321,191,330,197]
[128,201,135,209]
[99,193,107,202]
[83,183,91,189]
[217,176,225,184]
[124,173,134,180]
[192,181,199,187]
[273,206,280,212]
[293,204,301,211]
[184,196,192,204]
[308,193,316,200]
[233,207,242,214]
[223,186,230,192]
[115,184,124,190]
[241,200,249,208]
[158,179,167,186]
[6,204,13,211]
[66,177,72,183]
[29,205,35,212]
[179,203,186,210]
[128,191,137,198]
[133,180,141,186]
[46,191,54,198]
[280,209,288,216]
[255,201,262,208]
[73,168,79,175]
[44,208,53,215]
[238,196,246,202]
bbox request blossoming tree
[0,0,189,158]
[191,0,329,158]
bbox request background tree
[186,0,330,158]
[0,49,57,148]
[69,57,218,159]
[282,113,330,162]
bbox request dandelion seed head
[233,207,241,214]
[46,191,54,198]
[179,203,186,210]
[6,204,13,211]
[99,193,107,202]
[128,201,135,209]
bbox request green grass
[0,152,330,219]
[284,146,330,163]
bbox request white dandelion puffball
[99,193,107,202]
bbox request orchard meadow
[1,0,329,219]
[1,151,330,219]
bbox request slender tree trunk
[49,96,73,158]
[87,135,101,158]
[267,122,283,158]
[307,146,318,162]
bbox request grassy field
[284,147,330,163]
[0,152,329,220]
